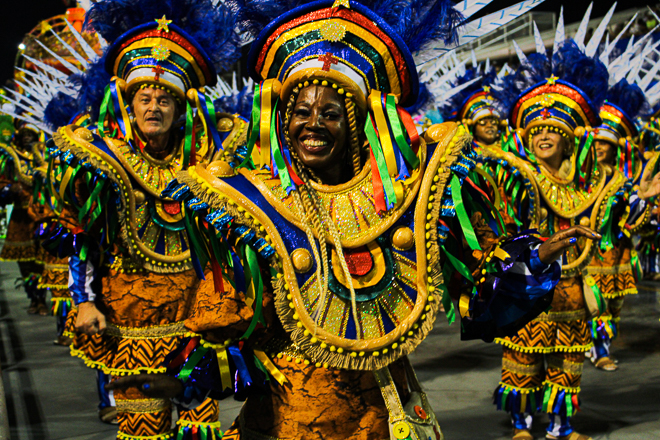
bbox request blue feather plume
[213,86,255,120]
[43,92,79,131]
[85,0,241,73]
[439,66,498,121]
[605,79,650,120]
[493,40,609,119]
[230,0,462,54]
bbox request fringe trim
[175,420,223,440]
[69,346,167,376]
[541,380,581,416]
[602,287,638,299]
[494,339,593,353]
[494,383,543,414]
[117,432,174,440]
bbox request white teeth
[303,139,328,147]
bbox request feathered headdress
[235,0,545,211]
[439,61,501,125]
[81,0,242,165]
[594,79,649,179]
[492,5,615,189]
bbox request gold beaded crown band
[510,77,601,140]
[243,0,424,212]
[458,88,501,125]
[105,20,217,102]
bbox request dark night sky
[0,0,656,85]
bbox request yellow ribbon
[217,348,233,391]
[459,293,471,319]
[493,246,511,262]
[368,91,397,177]
[254,350,288,385]
[259,80,276,169]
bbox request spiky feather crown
[440,66,500,124]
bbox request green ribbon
[576,133,593,184]
[385,95,419,169]
[183,101,194,166]
[178,345,210,383]
[501,387,511,410]
[439,263,456,324]
[450,175,481,251]
[441,244,474,284]
[529,392,536,412]
[176,429,184,440]
[240,84,262,169]
[269,100,293,191]
[565,393,573,416]
[240,246,264,340]
[542,386,551,412]
[587,279,606,315]
[364,116,397,207]
[599,196,616,251]
[97,85,112,137]
[79,179,105,227]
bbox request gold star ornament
[155,15,172,33]
[332,0,350,8]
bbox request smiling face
[473,116,499,145]
[594,139,616,166]
[131,87,179,140]
[288,85,349,184]
[531,126,570,172]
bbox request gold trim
[53,125,192,272]
[502,358,543,376]
[105,322,189,339]
[476,145,541,228]
[546,354,584,375]
[236,143,427,248]
[115,398,170,414]
[532,309,586,322]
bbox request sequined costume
[490,21,651,437]
[44,0,246,438]
[155,1,561,439]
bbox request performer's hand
[76,301,106,335]
[537,226,601,265]
[106,374,183,398]
[638,170,660,200]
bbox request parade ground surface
[1,259,659,440]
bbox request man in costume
[107,1,601,439]
[491,12,660,439]
[45,0,246,437]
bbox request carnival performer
[107,1,601,439]
[44,0,246,437]
[0,122,48,315]
[587,78,651,371]
[490,16,660,439]
[438,58,539,232]
[440,62,507,150]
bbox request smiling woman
[287,85,351,185]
